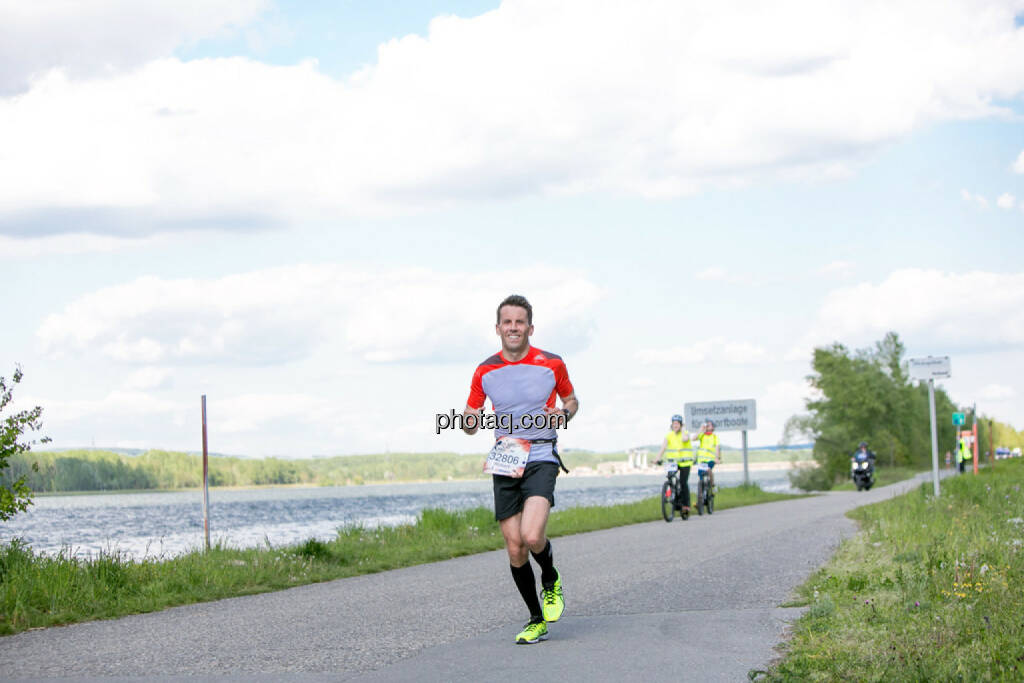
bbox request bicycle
[657,458,689,522]
[695,461,715,515]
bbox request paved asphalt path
[2,473,945,682]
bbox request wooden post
[989,419,994,466]
[201,395,211,551]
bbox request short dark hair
[496,294,532,324]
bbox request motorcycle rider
[851,441,876,480]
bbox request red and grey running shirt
[466,346,574,466]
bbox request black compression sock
[531,540,557,587]
[510,563,544,621]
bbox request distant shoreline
[28,461,798,497]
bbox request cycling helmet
[671,414,683,424]
[859,441,868,448]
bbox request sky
[2,0,1023,458]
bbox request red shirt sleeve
[466,366,487,410]
[554,359,574,399]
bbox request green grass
[831,465,922,491]
[0,483,799,636]
[762,458,1024,681]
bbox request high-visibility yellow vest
[665,430,694,463]
[697,432,719,462]
[959,438,972,461]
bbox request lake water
[0,469,792,559]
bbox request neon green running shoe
[540,571,564,623]
[515,619,548,644]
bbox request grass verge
[0,483,799,636]
[762,459,1024,681]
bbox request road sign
[952,412,965,426]
[908,356,951,381]
[684,399,756,432]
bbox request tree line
[0,448,632,493]
[785,332,1022,489]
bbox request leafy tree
[0,367,50,520]
[785,332,958,489]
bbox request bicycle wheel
[661,481,675,522]
[706,487,714,515]
[696,479,704,515]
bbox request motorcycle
[851,454,874,491]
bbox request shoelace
[542,586,560,605]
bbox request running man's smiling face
[496,304,533,356]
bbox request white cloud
[754,379,820,437]
[996,192,1016,209]
[795,268,1024,355]
[978,384,1016,401]
[818,260,854,277]
[37,264,603,366]
[628,377,656,388]
[32,390,182,423]
[123,366,173,391]
[637,337,769,365]
[0,233,180,259]
[5,0,1024,236]
[217,393,339,434]
[0,0,268,94]
[1014,149,1024,174]
[961,188,990,210]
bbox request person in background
[957,435,970,474]
[654,414,695,513]
[695,420,721,490]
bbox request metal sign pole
[928,379,940,497]
[741,430,749,485]
[201,395,211,552]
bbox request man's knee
[523,529,546,551]
[505,538,528,564]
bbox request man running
[463,294,579,644]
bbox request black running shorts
[492,461,559,521]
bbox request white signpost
[684,399,757,484]
[908,356,951,497]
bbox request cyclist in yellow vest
[655,414,695,512]
[696,420,721,490]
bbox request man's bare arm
[543,391,578,427]
[462,405,482,435]
[561,392,579,420]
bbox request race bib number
[696,462,710,473]
[484,437,531,477]
[664,460,678,473]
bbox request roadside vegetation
[0,366,49,521]
[762,458,1024,681]
[784,331,1024,491]
[0,483,798,635]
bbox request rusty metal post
[201,395,211,551]
[972,415,979,475]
